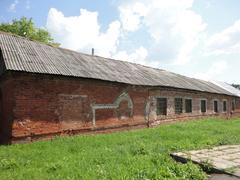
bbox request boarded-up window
[185,99,192,113]
[223,101,227,112]
[175,98,183,114]
[116,100,132,120]
[58,95,91,123]
[214,100,218,113]
[157,98,167,115]
[201,100,206,113]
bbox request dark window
[223,101,227,112]
[201,100,206,113]
[232,100,235,111]
[175,98,183,114]
[156,98,167,115]
[214,100,218,113]
[185,99,192,113]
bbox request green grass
[0,118,240,180]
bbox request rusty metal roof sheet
[0,32,235,96]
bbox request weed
[200,159,214,173]
[0,158,18,170]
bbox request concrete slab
[210,174,239,180]
[234,169,240,176]
[171,145,240,178]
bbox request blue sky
[1,0,240,84]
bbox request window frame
[213,100,219,113]
[156,97,167,116]
[185,98,192,113]
[174,97,183,114]
[200,99,207,113]
[223,100,227,112]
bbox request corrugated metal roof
[0,32,235,96]
[211,81,240,97]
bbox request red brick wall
[0,72,148,143]
[0,71,239,144]
[236,98,240,110]
[0,75,15,144]
[147,88,236,125]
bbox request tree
[0,17,60,47]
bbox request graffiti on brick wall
[91,92,133,126]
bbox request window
[223,101,227,112]
[214,100,218,113]
[185,99,192,113]
[156,98,167,115]
[201,100,206,113]
[232,99,235,111]
[175,98,183,114]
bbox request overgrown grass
[0,118,240,179]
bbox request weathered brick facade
[0,71,240,144]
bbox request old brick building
[0,32,240,144]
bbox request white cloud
[112,46,148,65]
[46,8,121,58]
[194,60,228,81]
[119,2,148,32]
[172,10,207,65]
[206,20,240,55]
[8,0,19,12]
[118,0,207,65]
